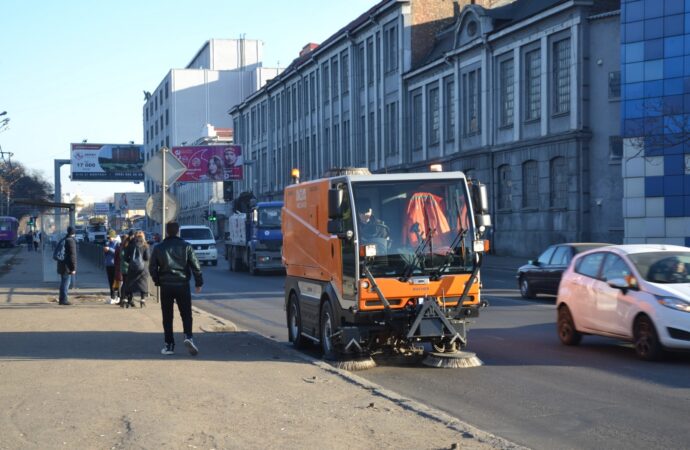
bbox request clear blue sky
[0,0,374,202]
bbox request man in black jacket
[57,226,77,306]
[149,222,204,356]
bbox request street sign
[145,192,178,224]
[142,149,186,186]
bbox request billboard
[93,202,110,215]
[71,143,144,181]
[171,145,243,182]
[114,192,149,212]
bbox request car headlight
[209,245,216,251]
[657,296,690,313]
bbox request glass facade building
[621,0,690,246]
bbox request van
[179,225,218,266]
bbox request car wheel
[287,293,308,349]
[557,305,582,346]
[519,276,536,299]
[212,260,217,266]
[634,315,663,361]
[320,299,338,360]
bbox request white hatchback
[557,244,690,360]
[179,225,218,266]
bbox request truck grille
[263,241,282,251]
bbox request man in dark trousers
[57,226,77,306]
[149,222,203,356]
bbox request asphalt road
[193,259,690,450]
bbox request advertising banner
[93,202,110,215]
[114,192,149,212]
[171,145,243,182]
[71,143,144,181]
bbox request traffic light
[209,210,217,222]
[223,181,234,201]
[28,217,35,226]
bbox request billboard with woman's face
[172,145,243,182]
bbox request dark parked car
[516,243,612,298]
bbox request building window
[384,23,398,73]
[498,164,512,210]
[411,91,423,151]
[341,52,349,94]
[550,157,567,208]
[385,102,398,156]
[522,160,539,209]
[608,71,621,99]
[609,136,623,161]
[444,78,455,142]
[342,119,350,166]
[428,86,440,146]
[165,109,169,126]
[324,126,331,170]
[165,81,169,99]
[463,69,481,135]
[525,49,541,121]
[368,111,375,163]
[500,59,514,127]
[366,38,374,85]
[356,115,366,165]
[322,64,330,103]
[331,57,339,100]
[552,38,571,115]
[333,123,340,166]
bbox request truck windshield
[351,178,474,278]
[258,207,281,229]
[88,225,106,232]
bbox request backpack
[129,246,145,272]
[53,238,66,262]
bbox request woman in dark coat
[124,231,151,307]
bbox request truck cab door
[340,186,357,301]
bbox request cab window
[575,252,605,278]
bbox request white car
[557,244,690,360]
[179,225,218,266]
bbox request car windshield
[258,207,281,229]
[627,251,690,284]
[181,228,214,240]
[351,178,474,277]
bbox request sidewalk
[0,246,521,450]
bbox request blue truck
[225,200,283,275]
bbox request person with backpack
[55,226,77,306]
[124,231,150,308]
[149,222,203,356]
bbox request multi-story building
[621,0,690,247]
[229,0,623,256]
[143,38,281,230]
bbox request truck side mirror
[327,218,343,235]
[471,182,490,215]
[328,188,344,219]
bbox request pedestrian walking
[125,231,151,308]
[56,226,77,306]
[114,234,131,307]
[103,230,120,304]
[33,231,40,251]
[149,222,203,356]
[27,231,33,252]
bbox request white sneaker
[184,338,198,356]
[161,344,174,355]
[109,297,120,305]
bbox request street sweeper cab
[282,167,491,369]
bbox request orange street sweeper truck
[282,167,492,369]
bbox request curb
[190,305,526,450]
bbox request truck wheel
[320,300,338,360]
[287,293,308,349]
[248,250,258,276]
[212,260,217,266]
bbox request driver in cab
[357,198,389,243]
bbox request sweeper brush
[329,354,377,371]
[422,351,483,368]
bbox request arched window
[522,160,538,209]
[498,164,512,210]
[550,157,567,208]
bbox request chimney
[299,43,319,58]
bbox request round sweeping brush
[422,351,483,369]
[328,354,377,371]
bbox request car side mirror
[607,278,633,293]
[529,260,539,266]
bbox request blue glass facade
[622,0,690,245]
